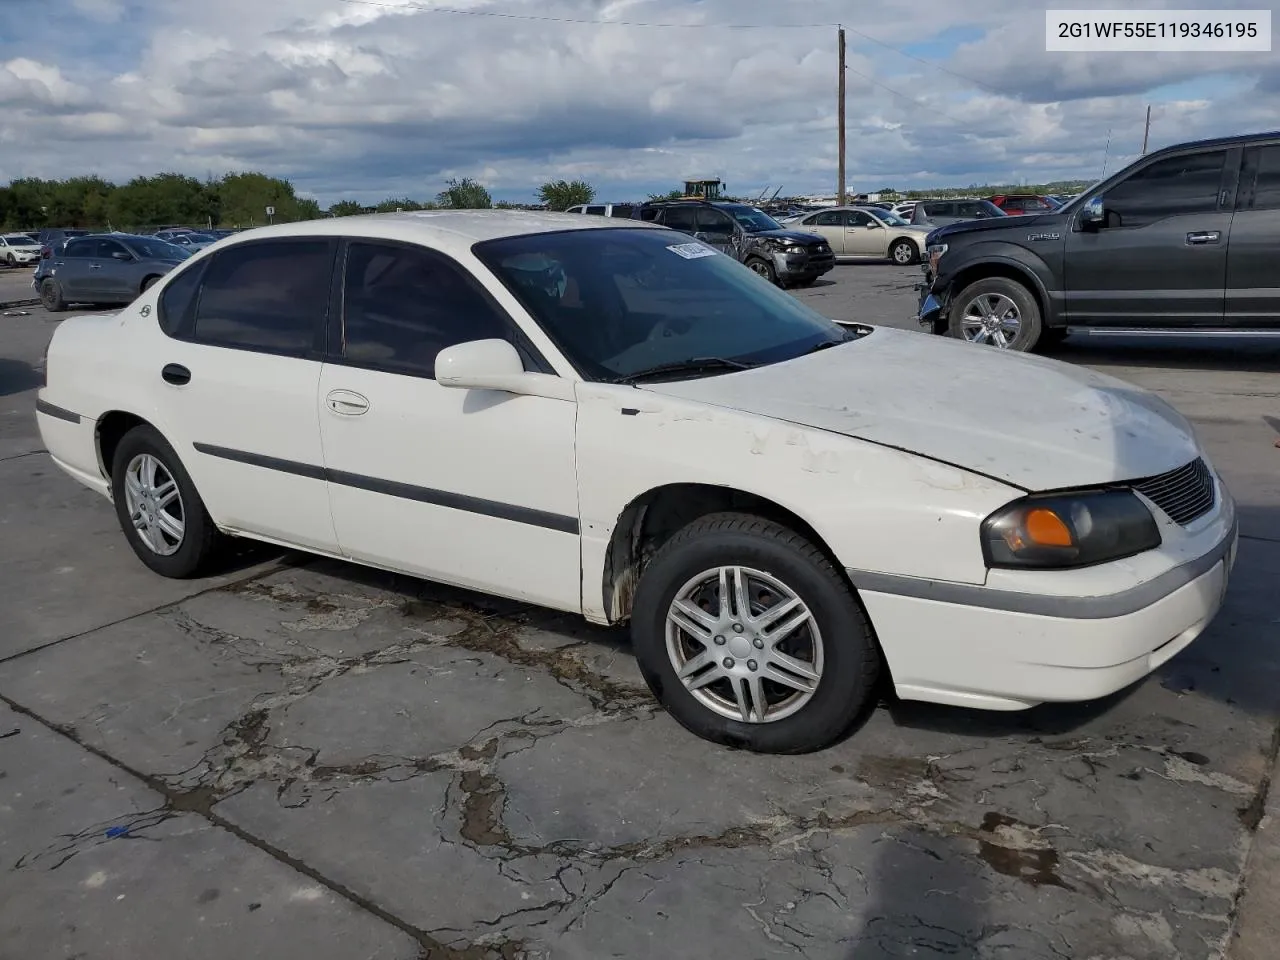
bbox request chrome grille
[1131,457,1215,526]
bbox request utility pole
[1141,104,1152,155]
[837,26,847,206]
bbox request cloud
[1,0,1275,203]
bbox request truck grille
[1131,457,1215,526]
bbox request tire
[39,278,66,312]
[948,276,1042,352]
[889,239,919,265]
[110,424,223,578]
[630,512,881,754]
[142,275,161,292]
[5,254,15,268]
[745,256,778,285]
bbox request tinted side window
[193,239,333,356]
[62,238,94,258]
[661,207,698,232]
[341,242,512,379]
[1248,145,1280,210]
[956,201,984,217]
[1104,150,1227,228]
[696,208,736,236]
[847,211,876,227]
[158,262,206,336]
[98,239,129,258]
[925,202,953,217]
[585,206,606,215]
[812,211,844,227]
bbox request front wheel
[949,276,1042,352]
[110,424,224,578]
[745,257,778,285]
[5,254,15,268]
[890,239,919,265]
[630,513,880,754]
[142,275,161,292]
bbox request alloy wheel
[959,292,1021,348]
[123,453,185,556]
[665,565,824,723]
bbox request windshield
[723,205,783,233]
[124,238,191,260]
[872,210,911,227]
[474,228,852,382]
[3,234,35,245]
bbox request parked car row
[32,233,192,310]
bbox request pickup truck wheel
[950,277,1042,352]
[39,279,66,312]
[745,257,778,285]
[110,424,223,578]
[890,239,918,265]
[630,512,880,754]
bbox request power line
[843,64,963,126]
[335,0,837,29]
[839,24,1007,98]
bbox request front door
[1225,143,1280,328]
[316,239,582,613]
[694,207,742,257]
[844,210,887,256]
[94,238,139,302]
[1064,147,1236,327]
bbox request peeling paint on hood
[640,327,1199,491]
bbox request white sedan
[36,212,1238,753]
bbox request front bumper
[773,248,836,280]
[853,497,1238,712]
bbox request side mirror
[1079,196,1105,230]
[435,339,573,400]
[111,251,133,261]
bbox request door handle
[161,363,191,386]
[325,390,369,415]
[1186,231,1221,245]
[88,264,102,270]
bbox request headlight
[927,243,948,272]
[981,490,1161,570]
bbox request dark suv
[635,200,835,286]
[917,130,1280,351]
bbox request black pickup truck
[917,131,1280,351]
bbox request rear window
[192,239,335,356]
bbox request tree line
[0,172,602,231]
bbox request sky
[1,0,1277,205]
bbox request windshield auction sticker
[1046,9,1271,51]
[667,243,718,260]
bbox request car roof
[208,210,666,256]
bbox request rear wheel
[949,276,1042,352]
[110,424,224,578]
[39,278,66,312]
[890,239,919,265]
[630,512,880,754]
[142,275,161,292]
[745,257,778,285]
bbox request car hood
[926,213,1062,244]
[639,327,1199,491]
[752,229,827,244]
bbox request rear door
[51,237,97,299]
[150,237,340,551]
[1225,142,1280,328]
[659,205,698,236]
[803,210,847,254]
[1064,146,1237,327]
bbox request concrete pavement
[2,262,1277,958]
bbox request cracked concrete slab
[0,703,418,960]
[3,289,1278,960]
[0,453,284,661]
